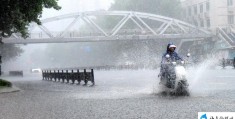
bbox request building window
[206,2,210,11]
[188,6,192,16]
[206,19,210,27]
[183,9,186,17]
[227,0,233,6]
[194,20,198,27]
[194,5,197,15]
[200,4,203,13]
[200,19,204,27]
[228,15,234,24]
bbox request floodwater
[0,67,235,119]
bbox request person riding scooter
[158,43,184,82]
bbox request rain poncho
[160,43,183,74]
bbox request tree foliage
[96,0,182,29]
[0,0,61,62]
[0,0,61,38]
[110,0,182,19]
[0,44,23,61]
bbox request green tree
[110,0,182,19]
[0,44,23,61]
[0,0,61,62]
[0,0,61,38]
[80,0,182,33]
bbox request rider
[158,43,184,78]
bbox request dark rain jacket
[160,43,183,74]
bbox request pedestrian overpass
[2,11,213,44]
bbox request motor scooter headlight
[181,61,185,64]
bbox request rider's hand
[158,73,161,77]
[181,60,185,64]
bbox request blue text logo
[200,114,207,119]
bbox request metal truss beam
[111,15,129,33]
[129,17,144,31]
[111,15,130,36]
[38,25,54,38]
[56,16,81,38]
[4,11,213,43]
[159,20,173,35]
[83,15,108,36]
[133,13,157,35]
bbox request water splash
[187,57,219,96]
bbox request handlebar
[161,60,185,65]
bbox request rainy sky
[3,0,186,71]
[42,0,114,19]
[3,0,114,71]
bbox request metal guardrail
[3,34,212,44]
[9,71,23,77]
[220,58,235,68]
[42,69,95,86]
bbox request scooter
[159,54,190,96]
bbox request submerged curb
[0,86,20,94]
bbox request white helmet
[169,44,176,48]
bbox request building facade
[181,0,235,60]
[181,0,235,33]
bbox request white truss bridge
[2,11,213,44]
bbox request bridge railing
[42,69,95,86]
[28,28,204,39]
[9,71,24,77]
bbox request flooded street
[0,68,235,119]
[1,0,235,118]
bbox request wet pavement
[0,68,235,119]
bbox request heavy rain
[1,0,235,119]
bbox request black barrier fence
[220,58,235,68]
[42,69,95,86]
[9,71,23,77]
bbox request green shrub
[0,79,12,87]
